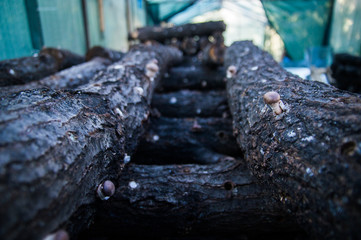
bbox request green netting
[330,0,361,56]
[262,0,333,61]
[146,0,195,24]
[168,0,222,25]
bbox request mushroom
[226,65,237,79]
[129,181,138,189]
[263,91,284,115]
[145,59,159,81]
[114,107,125,119]
[191,119,202,132]
[43,229,69,240]
[97,180,115,200]
[133,86,144,96]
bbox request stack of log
[129,20,227,66]
[0,21,361,240]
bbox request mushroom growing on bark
[263,91,284,115]
[97,180,115,200]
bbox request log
[200,42,226,66]
[200,32,226,66]
[164,37,182,51]
[129,21,226,42]
[133,117,241,165]
[152,90,229,118]
[157,65,225,92]
[85,46,125,62]
[0,44,182,240]
[0,48,85,87]
[0,54,57,87]
[225,41,361,238]
[79,158,304,239]
[39,47,85,70]
[199,36,211,51]
[180,37,199,56]
[330,53,361,93]
[0,57,111,96]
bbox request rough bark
[79,158,303,239]
[85,46,125,62]
[225,41,361,239]
[129,21,226,42]
[0,57,111,96]
[133,117,241,165]
[152,90,229,118]
[0,48,84,87]
[157,65,225,92]
[0,44,182,240]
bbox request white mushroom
[133,86,144,96]
[226,65,237,79]
[145,59,159,81]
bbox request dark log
[152,90,229,118]
[200,42,226,66]
[85,46,125,62]
[0,44,182,240]
[80,158,304,239]
[157,65,225,92]
[39,47,85,70]
[129,21,226,42]
[331,53,361,93]
[199,36,211,51]
[164,37,182,51]
[180,37,199,56]
[0,57,111,96]
[0,54,58,87]
[178,55,200,67]
[133,117,241,165]
[225,41,361,238]
[200,32,226,66]
[0,48,85,87]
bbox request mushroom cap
[146,60,159,72]
[102,180,115,197]
[226,65,237,78]
[54,230,69,240]
[228,65,237,74]
[263,91,280,104]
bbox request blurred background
[0,0,360,68]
